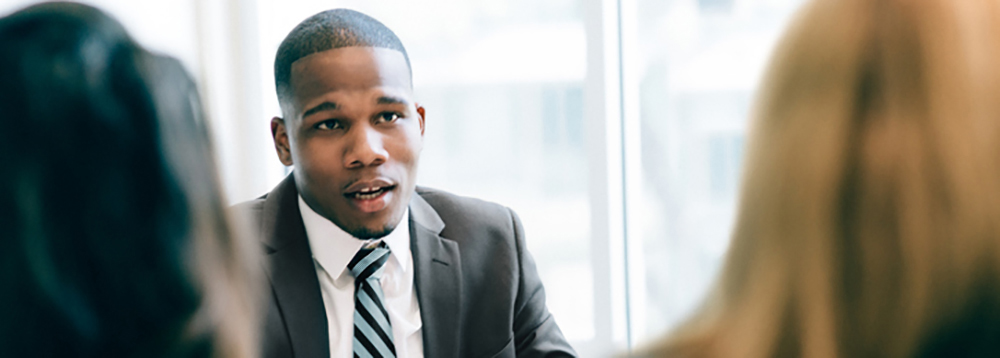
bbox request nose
[343,126,388,168]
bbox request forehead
[288,47,412,112]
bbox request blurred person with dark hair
[0,3,259,357]
[637,0,1000,357]
[235,8,575,358]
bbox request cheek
[412,130,424,154]
[294,139,343,175]
[392,130,423,165]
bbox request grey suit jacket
[234,174,577,358]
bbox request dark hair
[0,2,258,357]
[274,8,411,106]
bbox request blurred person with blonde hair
[639,0,1000,357]
[0,2,259,357]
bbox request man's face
[272,47,424,239]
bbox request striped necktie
[348,241,396,358]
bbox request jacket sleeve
[508,208,579,358]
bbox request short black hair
[274,9,411,107]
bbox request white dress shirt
[298,196,424,358]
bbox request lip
[343,178,395,195]
[343,178,397,214]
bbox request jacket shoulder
[415,186,517,236]
[416,187,512,219]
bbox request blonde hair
[643,0,1000,356]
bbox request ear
[416,104,426,136]
[271,117,294,166]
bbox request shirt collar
[298,195,411,278]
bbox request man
[235,9,577,358]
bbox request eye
[315,119,342,130]
[375,112,401,124]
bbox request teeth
[354,188,384,200]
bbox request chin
[344,205,407,239]
[348,222,397,240]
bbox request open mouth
[345,185,396,200]
[342,179,397,213]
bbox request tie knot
[348,241,390,281]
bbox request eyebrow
[377,96,409,105]
[301,101,339,119]
[301,96,408,119]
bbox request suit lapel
[409,192,463,358]
[261,175,329,358]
